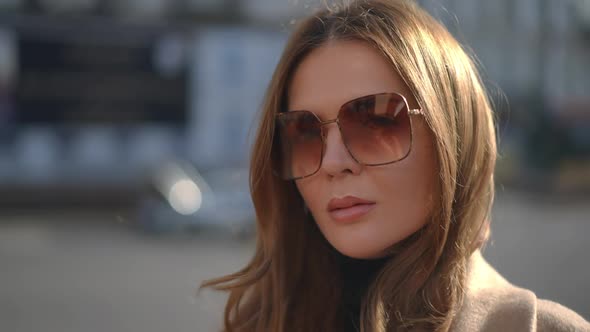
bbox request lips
[327,196,376,223]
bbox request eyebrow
[285,92,372,119]
[285,107,330,122]
[285,99,341,121]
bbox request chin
[331,241,387,260]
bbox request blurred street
[0,189,588,332]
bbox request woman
[201,0,590,331]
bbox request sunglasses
[273,92,425,181]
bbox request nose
[320,123,362,178]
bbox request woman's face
[288,40,438,259]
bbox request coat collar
[449,250,538,332]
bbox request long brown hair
[201,1,497,331]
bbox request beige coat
[450,250,589,332]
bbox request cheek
[378,155,437,206]
[372,164,436,230]
[371,127,439,231]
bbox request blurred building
[0,0,588,210]
[426,0,590,103]
[420,0,590,191]
[0,0,289,209]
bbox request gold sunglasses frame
[274,92,425,181]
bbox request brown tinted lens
[339,93,412,165]
[274,111,323,179]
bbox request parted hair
[201,0,497,331]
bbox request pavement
[0,189,588,332]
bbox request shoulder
[536,298,590,332]
[449,250,590,332]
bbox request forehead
[287,40,412,117]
